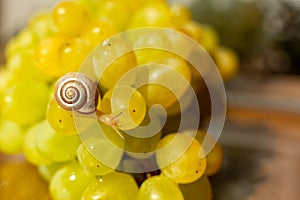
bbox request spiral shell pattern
[54,72,98,114]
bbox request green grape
[23,124,52,165]
[213,46,239,81]
[99,85,146,130]
[77,143,115,176]
[97,0,132,30]
[47,98,77,135]
[137,175,184,200]
[80,19,119,47]
[82,172,139,200]
[35,35,68,77]
[0,120,23,154]
[136,55,192,109]
[5,28,38,58]
[59,37,92,74]
[38,162,65,182]
[184,130,224,176]
[170,5,192,25]
[93,37,137,90]
[50,161,94,200]
[34,120,81,162]
[6,50,52,83]
[127,1,173,29]
[1,80,49,125]
[156,133,207,184]
[179,175,213,200]
[28,11,56,40]
[51,1,90,36]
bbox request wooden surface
[0,74,300,200]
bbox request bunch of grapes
[0,0,239,199]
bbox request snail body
[54,72,98,114]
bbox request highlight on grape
[0,0,240,199]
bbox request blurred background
[0,0,299,199]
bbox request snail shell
[54,72,98,114]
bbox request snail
[54,72,99,114]
[55,72,125,139]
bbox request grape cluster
[0,0,239,199]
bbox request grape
[50,161,94,200]
[5,28,38,58]
[38,162,65,182]
[23,124,52,165]
[156,133,207,184]
[80,19,119,47]
[6,50,52,83]
[137,55,192,109]
[47,98,77,135]
[127,1,173,29]
[92,37,137,90]
[74,0,101,17]
[28,11,56,40]
[0,120,23,154]
[97,0,132,30]
[59,37,92,74]
[35,35,68,77]
[213,46,239,81]
[170,5,192,25]
[184,130,224,176]
[77,143,115,176]
[82,172,139,200]
[99,85,146,130]
[137,175,184,200]
[177,21,202,43]
[34,120,81,162]
[199,24,220,53]
[1,80,49,125]
[51,1,90,36]
[179,175,213,200]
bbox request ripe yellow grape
[23,124,52,165]
[213,46,239,81]
[35,35,68,77]
[80,19,119,47]
[59,37,93,74]
[51,1,90,36]
[82,172,139,200]
[47,98,77,135]
[127,1,173,29]
[6,50,52,83]
[38,162,65,182]
[100,85,146,130]
[0,120,24,154]
[34,120,81,162]
[137,175,184,200]
[137,54,192,109]
[184,130,224,176]
[5,28,38,58]
[28,11,56,40]
[50,161,94,200]
[97,0,132,30]
[156,133,207,184]
[93,37,137,90]
[179,175,213,200]
[77,143,115,176]
[170,5,192,25]
[1,80,49,126]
